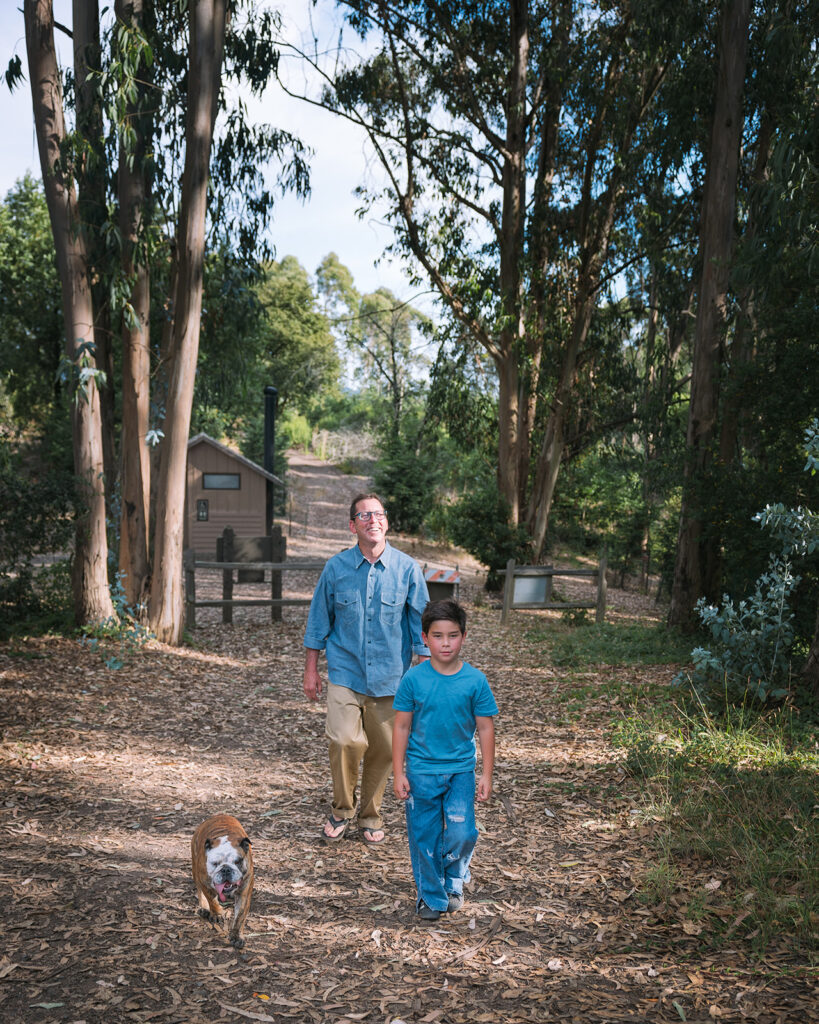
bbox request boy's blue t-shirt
[393,660,499,774]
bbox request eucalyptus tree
[112,0,308,623]
[668,0,752,628]
[21,0,229,633]
[727,39,819,681]
[147,0,229,642]
[668,0,819,627]
[17,0,309,640]
[298,0,711,557]
[24,0,115,623]
[114,0,153,614]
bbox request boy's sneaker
[446,892,464,912]
[416,901,441,921]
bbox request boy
[392,598,498,920]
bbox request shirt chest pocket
[334,590,361,628]
[380,587,407,623]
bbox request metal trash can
[423,566,461,603]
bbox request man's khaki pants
[326,682,396,830]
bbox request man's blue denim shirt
[304,541,430,698]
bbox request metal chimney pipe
[264,385,278,535]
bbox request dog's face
[205,834,251,903]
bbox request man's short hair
[349,492,385,520]
[422,598,467,635]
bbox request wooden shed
[185,433,282,556]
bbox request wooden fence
[501,553,607,625]
[183,525,324,628]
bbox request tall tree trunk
[717,115,772,466]
[73,0,117,495]
[527,282,597,558]
[495,353,523,520]
[525,0,570,528]
[669,0,751,628]
[524,29,655,559]
[149,0,227,644]
[116,0,153,610]
[496,0,529,522]
[640,268,660,593]
[24,0,115,625]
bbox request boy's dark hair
[422,598,467,635]
[349,492,385,520]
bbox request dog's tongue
[216,882,232,902]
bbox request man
[303,492,429,844]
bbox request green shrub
[374,434,431,534]
[0,461,76,632]
[678,558,798,706]
[675,420,819,710]
[279,409,312,450]
[443,480,531,590]
[79,572,152,670]
[0,559,73,640]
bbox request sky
[0,0,433,308]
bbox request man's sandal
[322,814,351,842]
[360,826,386,844]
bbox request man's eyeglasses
[353,510,387,522]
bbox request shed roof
[187,433,284,485]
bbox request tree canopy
[3,0,817,679]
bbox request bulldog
[191,813,254,949]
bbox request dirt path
[0,455,815,1023]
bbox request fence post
[221,526,234,624]
[270,525,285,622]
[184,549,196,630]
[501,558,516,625]
[596,546,608,624]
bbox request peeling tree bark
[495,0,529,523]
[24,0,115,626]
[149,0,227,644]
[72,0,117,496]
[115,0,152,610]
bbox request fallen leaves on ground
[1,455,816,1023]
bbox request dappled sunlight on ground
[0,455,814,1023]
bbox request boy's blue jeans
[404,769,478,912]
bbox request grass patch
[528,620,692,668]
[527,617,818,956]
[619,705,819,954]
